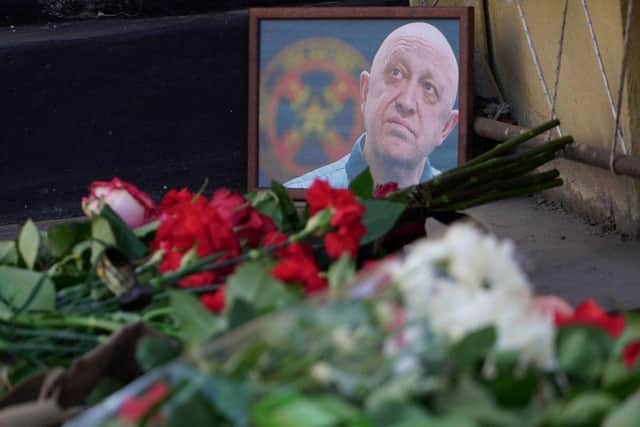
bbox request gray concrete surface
[468,197,640,310]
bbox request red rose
[210,189,277,247]
[555,299,625,338]
[82,177,158,228]
[373,182,399,198]
[118,382,168,422]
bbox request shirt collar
[345,133,434,183]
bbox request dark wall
[0,0,403,225]
[1,13,249,224]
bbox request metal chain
[515,0,563,136]
[580,0,628,155]
[610,0,634,173]
[548,0,569,140]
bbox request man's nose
[394,84,417,116]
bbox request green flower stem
[434,178,563,212]
[11,315,123,334]
[426,136,572,197]
[430,170,560,208]
[0,324,100,342]
[464,118,560,167]
[143,307,173,322]
[150,253,224,288]
[455,151,556,192]
[0,341,91,354]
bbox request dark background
[0,0,403,225]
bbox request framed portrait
[248,7,473,197]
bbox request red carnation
[306,180,366,259]
[373,182,399,198]
[555,299,625,338]
[272,257,327,294]
[623,339,640,369]
[151,190,241,310]
[210,189,276,248]
[324,223,366,259]
[264,231,327,294]
[200,286,226,313]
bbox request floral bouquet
[66,224,640,427]
[2,118,624,426]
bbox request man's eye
[390,68,402,78]
[423,82,438,97]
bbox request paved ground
[467,197,640,310]
[2,197,639,310]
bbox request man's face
[360,25,459,167]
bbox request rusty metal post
[473,117,640,178]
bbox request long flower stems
[425,135,572,196]
[464,118,560,167]
[430,170,560,208]
[11,314,123,333]
[434,178,563,212]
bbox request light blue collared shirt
[284,133,438,188]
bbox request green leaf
[135,335,182,372]
[451,326,495,369]
[18,219,40,269]
[0,266,55,317]
[0,241,18,265]
[480,351,538,408]
[227,298,258,329]
[225,259,294,312]
[271,181,302,232]
[603,359,640,399]
[247,190,285,230]
[557,326,613,384]
[360,199,406,246]
[367,402,432,427]
[327,254,356,295]
[169,291,224,342]
[47,221,90,259]
[133,219,160,238]
[253,391,340,427]
[91,216,116,264]
[199,375,258,426]
[434,375,519,427]
[99,205,147,259]
[166,387,219,427]
[553,392,617,427]
[349,168,374,199]
[602,389,640,427]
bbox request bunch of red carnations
[83,177,368,313]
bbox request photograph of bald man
[285,22,459,189]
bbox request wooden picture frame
[248,7,474,198]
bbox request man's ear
[359,70,370,114]
[439,109,459,145]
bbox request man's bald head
[370,22,459,109]
[359,22,460,187]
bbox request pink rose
[82,177,158,228]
